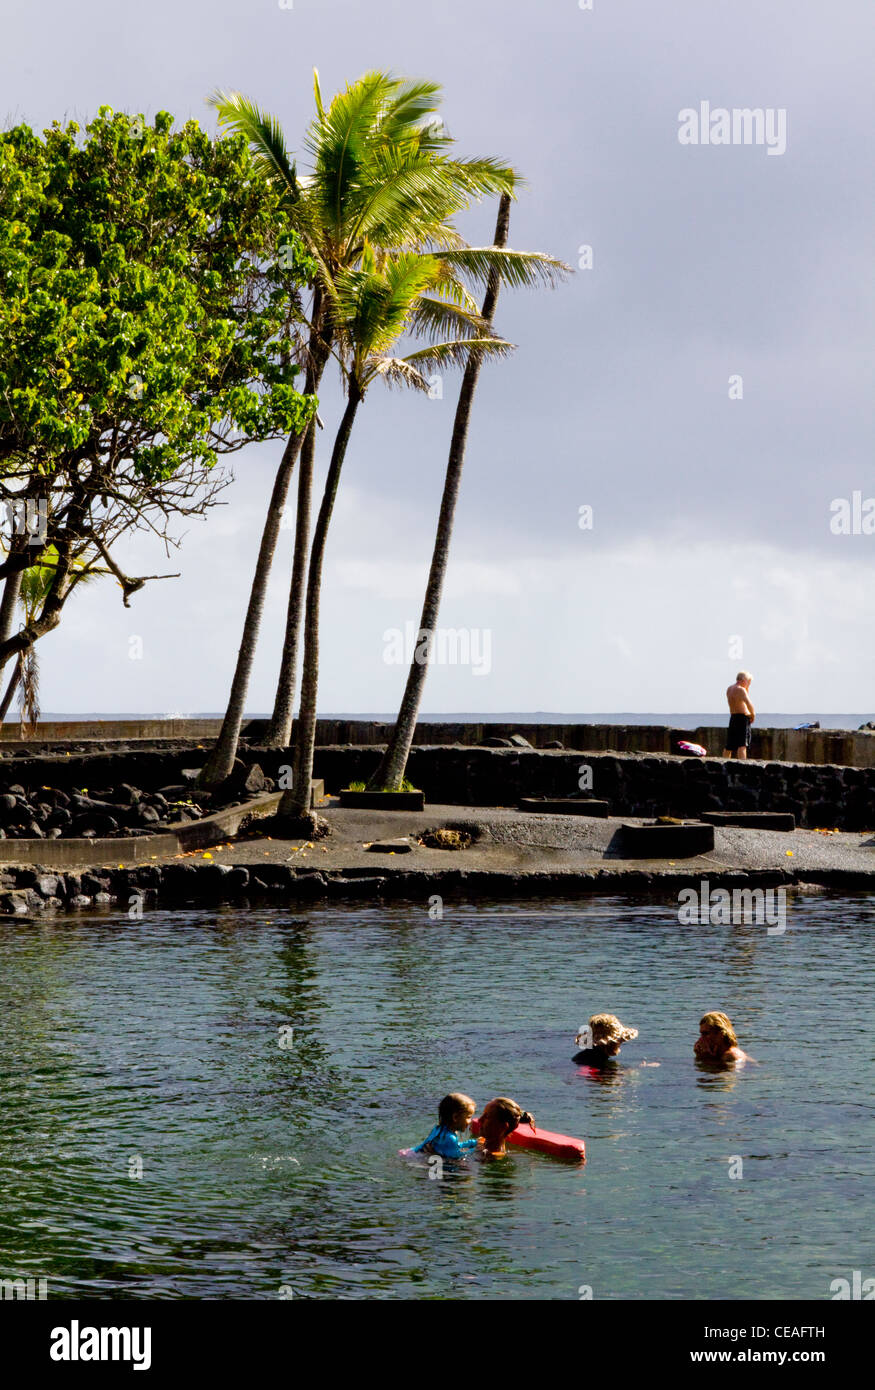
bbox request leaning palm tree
[275,248,513,831]
[370,194,571,788]
[201,71,521,782]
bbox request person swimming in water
[572,1013,639,1067]
[411,1092,479,1160]
[476,1097,535,1158]
[694,1011,754,1066]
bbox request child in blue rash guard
[412,1093,478,1160]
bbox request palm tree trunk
[0,657,20,723]
[198,427,309,787]
[199,287,330,788]
[277,384,362,824]
[369,193,512,790]
[263,413,318,747]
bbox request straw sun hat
[576,1013,639,1047]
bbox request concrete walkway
[178,803,875,888]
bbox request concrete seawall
[2,745,872,831]
[309,746,875,831]
[2,719,875,767]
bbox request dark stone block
[81,873,110,897]
[229,762,268,795]
[161,864,199,899]
[131,866,162,888]
[289,872,328,898]
[620,821,715,858]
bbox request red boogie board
[470,1117,585,1163]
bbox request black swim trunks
[726,713,751,751]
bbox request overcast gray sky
[3,0,873,714]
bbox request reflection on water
[0,895,873,1300]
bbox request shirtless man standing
[724,671,755,759]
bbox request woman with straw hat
[572,1013,639,1068]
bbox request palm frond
[435,156,519,199]
[304,72,402,242]
[333,251,441,363]
[430,246,571,290]
[19,545,104,617]
[399,336,515,374]
[407,296,492,343]
[17,645,39,737]
[377,79,445,147]
[344,155,474,251]
[427,264,483,314]
[209,89,300,201]
[313,68,325,120]
[364,357,432,392]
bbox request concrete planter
[518,798,609,816]
[338,789,425,811]
[620,820,715,858]
[701,811,796,831]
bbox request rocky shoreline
[0,761,274,841]
[1,860,869,916]
[2,805,873,913]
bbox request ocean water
[1,895,872,1300]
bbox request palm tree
[201,71,520,780]
[369,195,569,789]
[275,248,513,830]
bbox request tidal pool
[0,894,872,1300]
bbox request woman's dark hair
[437,1092,476,1129]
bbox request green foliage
[17,544,103,613]
[347,778,418,792]
[211,75,567,403]
[0,109,317,486]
